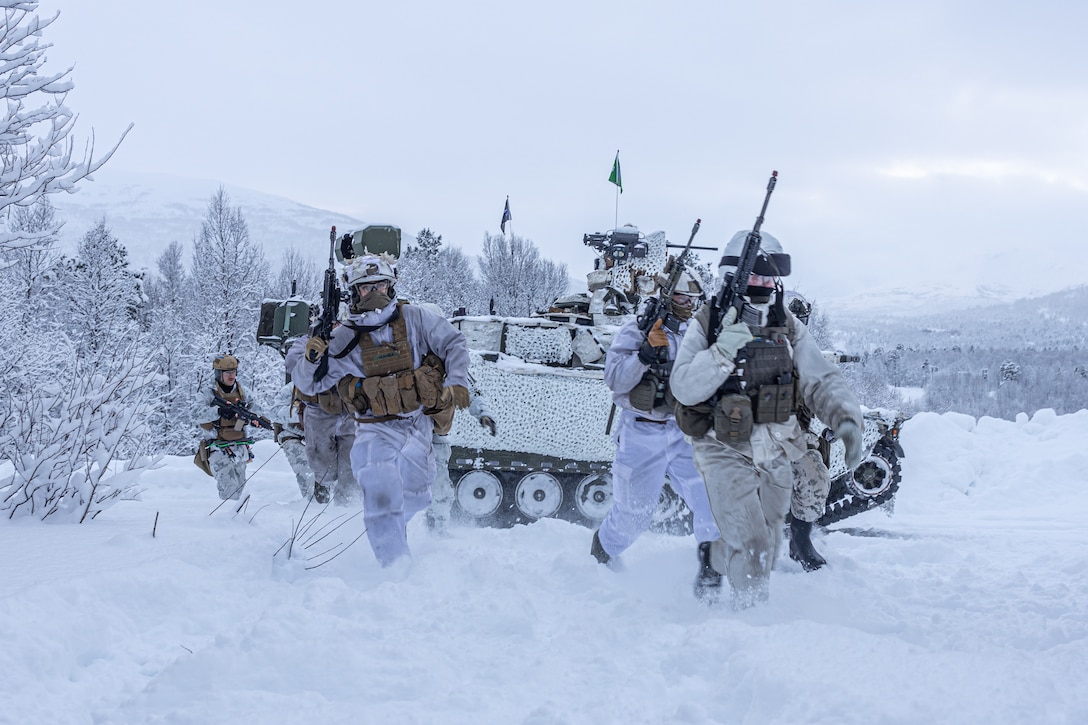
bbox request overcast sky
[35,0,1088,303]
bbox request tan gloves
[638,319,669,364]
[305,337,328,363]
[441,384,471,410]
[647,318,668,348]
[479,415,497,436]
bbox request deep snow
[2,409,1087,724]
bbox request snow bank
[2,409,1088,723]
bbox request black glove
[637,340,662,365]
[217,406,236,419]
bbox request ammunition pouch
[628,369,676,413]
[218,419,246,442]
[336,376,369,415]
[674,400,715,438]
[750,383,794,424]
[316,389,343,415]
[418,352,454,434]
[714,393,753,443]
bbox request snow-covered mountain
[818,281,1027,319]
[46,170,1084,329]
[48,169,368,272]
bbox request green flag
[608,151,622,193]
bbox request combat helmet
[212,354,239,383]
[654,268,704,321]
[718,230,791,302]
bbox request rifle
[312,225,341,382]
[707,171,778,345]
[212,393,273,430]
[636,219,702,363]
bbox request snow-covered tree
[478,233,568,316]
[188,188,278,429]
[0,1,130,252]
[273,246,320,302]
[0,2,154,521]
[397,228,482,314]
[189,187,268,356]
[144,241,196,454]
[54,219,144,360]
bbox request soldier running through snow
[290,255,470,569]
[589,267,724,601]
[671,230,863,608]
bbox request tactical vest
[201,383,249,442]
[674,299,797,441]
[628,361,676,413]
[334,303,447,423]
[294,385,343,415]
[628,317,684,413]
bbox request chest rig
[332,303,445,421]
[629,316,684,413]
[675,296,797,441]
[203,383,248,442]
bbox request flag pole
[608,149,622,229]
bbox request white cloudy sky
[35,0,1088,301]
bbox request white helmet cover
[348,254,396,286]
[718,230,791,277]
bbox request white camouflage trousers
[597,411,720,559]
[691,432,793,609]
[304,406,357,505]
[791,448,831,523]
[279,436,314,499]
[349,413,435,567]
[427,435,454,529]
[209,444,251,501]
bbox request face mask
[351,289,391,314]
[668,298,694,321]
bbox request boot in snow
[590,530,611,565]
[789,517,827,572]
[313,481,331,504]
[425,511,450,537]
[694,541,723,602]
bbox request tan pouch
[379,376,401,415]
[336,376,369,414]
[193,441,213,477]
[317,389,343,415]
[362,377,385,416]
[398,371,420,412]
[429,405,455,435]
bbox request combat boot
[788,517,827,572]
[313,481,331,504]
[694,541,723,603]
[590,530,611,565]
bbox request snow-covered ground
[3,410,1087,724]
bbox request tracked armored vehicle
[444,228,906,531]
